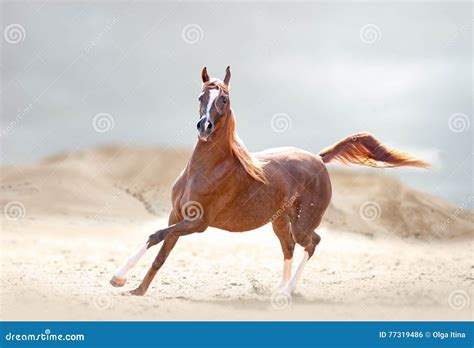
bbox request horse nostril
[197,117,213,133]
[197,118,205,131]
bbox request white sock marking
[114,243,149,280]
[285,251,309,293]
[278,258,293,288]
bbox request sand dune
[0,145,472,320]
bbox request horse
[110,66,428,296]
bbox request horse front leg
[110,242,149,287]
[128,236,178,296]
[130,218,207,296]
[110,211,180,288]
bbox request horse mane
[228,113,268,183]
[202,79,268,183]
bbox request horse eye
[221,96,228,103]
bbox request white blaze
[204,88,220,130]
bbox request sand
[1,145,472,321]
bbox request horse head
[196,66,231,142]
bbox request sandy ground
[1,145,472,321]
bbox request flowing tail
[319,133,430,168]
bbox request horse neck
[190,109,236,168]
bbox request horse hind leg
[283,216,322,294]
[271,216,295,290]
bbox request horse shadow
[174,293,324,311]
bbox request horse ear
[223,66,231,86]
[202,67,209,83]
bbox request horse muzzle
[197,116,213,141]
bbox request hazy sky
[1,1,472,206]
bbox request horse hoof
[110,275,127,287]
[130,287,146,296]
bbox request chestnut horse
[110,66,428,296]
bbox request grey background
[1,1,472,206]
